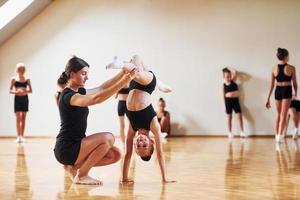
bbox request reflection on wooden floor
[0,137,299,199]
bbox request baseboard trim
[0,135,279,139]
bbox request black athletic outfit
[117,87,129,116]
[224,81,242,114]
[14,80,29,112]
[126,71,157,131]
[54,87,88,165]
[275,64,292,100]
[290,99,300,112]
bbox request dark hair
[277,48,289,61]
[140,143,154,162]
[57,72,68,85]
[222,67,231,75]
[59,56,89,81]
[159,97,165,103]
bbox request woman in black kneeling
[54,56,136,185]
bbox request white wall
[0,0,300,136]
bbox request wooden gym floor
[0,137,299,200]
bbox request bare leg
[21,112,27,137]
[66,147,121,180]
[227,114,232,133]
[291,110,300,139]
[15,112,22,137]
[64,165,76,180]
[72,132,117,185]
[295,112,300,139]
[94,146,121,167]
[290,109,297,129]
[122,124,136,183]
[283,112,291,136]
[150,117,175,183]
[237,113,244,132]
[119,116,126,144]
[294,111,299,129]
[275,100,282,135]
[278,99,291,136]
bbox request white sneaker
[279,134,284,143]
[20,137,27,143]
[15,137,21,143]
[240,131,248,138]
[228,132,234,139]
[160,132,168,138]
[275,134,280,143]
[292,130,298,140]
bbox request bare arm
[151,119,175,183]
[86,70,125,95]
[9,78,16,94]
[54,93,59,107]
[292,67,298,97]
[221,85,225,101]
[70,71,135,107]
[231,68,238,81]
[266,71,275,109]
[122,124,135,182]
[26,79,32,93]
[154,126,167,181]
[283,113,290,135]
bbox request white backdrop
[0,0,300,136]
